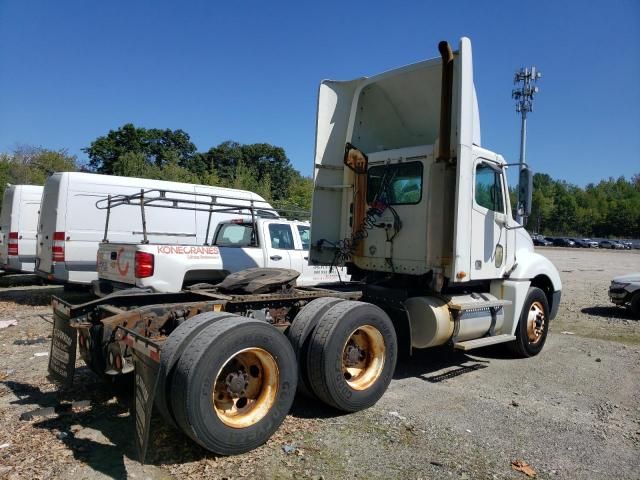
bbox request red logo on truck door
[116,248,130,276]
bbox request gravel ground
[0,248,639,480]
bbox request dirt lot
[1,248,639,480]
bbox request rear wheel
[508,287,549,357]
[155,311,235,427]
[287,297,345,397]
[170,317,297,455]
[306,301,397,412]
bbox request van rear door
[0,187,15,265]
[36,174,65,274]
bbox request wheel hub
[226,371,249,397]
[341,325,385,391]
[526,301,546,343]
[213,348,279,429]
[344,344,365,366]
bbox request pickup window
[367,162,423,205]
[269,224,295,250]
[297,225,310,250]
[214,223,256,247]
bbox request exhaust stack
[437,41,454,162]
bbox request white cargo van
[35,172,272,285]
[0,185,44,273]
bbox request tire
[171,317,297,455]
[287,297,345,398]
[629,292,640,318]
[508,287,550,357]
[84,324,107,376]
[155,311,236,428]
[306,301,397,412]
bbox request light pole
[512,66,542,224]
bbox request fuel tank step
[453,334,516,351]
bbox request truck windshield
[213,223,256,247]
[367,162,423,205]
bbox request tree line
[1,123,638,238]
[528,173,640,238]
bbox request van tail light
[135,252,154,278]
[8,232,18,256]
[52,231,65,262]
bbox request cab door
[470,159,508,280]
[262,222,294,269]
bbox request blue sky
[0,0,638,186]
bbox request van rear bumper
[35,261,97,284]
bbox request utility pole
[512,66,542,224]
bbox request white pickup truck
[94,217,346,294]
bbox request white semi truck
[47,37,561,461]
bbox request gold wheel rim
[212,347,279,428]
[526,301,546,344]
[341,325,385,391]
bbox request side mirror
[344,143,368,174]
[518,167,533,217]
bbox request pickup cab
[94,217,346,294]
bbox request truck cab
[310,37,561,354]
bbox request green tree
[84,123,197,173]
[0,146,77,198]
[200,141,295,201]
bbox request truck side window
[367,161,423,205]
[475,163,504,213]
[269,224,294,250]
[297,225,310,250]
[214,223,255,247]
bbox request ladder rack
[95,187,309,245]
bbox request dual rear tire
[288,299,398,412]
[160,313,297,455]
[158,300,398,455]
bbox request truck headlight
[610,282,629,290]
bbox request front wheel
[629,292,640,318]
[509,287,550,357]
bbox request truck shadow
[393,346,495,383]
[581,306,638,321]
[1,370,216,477]
[0,285,94,307]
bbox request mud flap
[47,313,77,388]
[132,349,160,464]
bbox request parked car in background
[599,239,625,249]
[572,238,598,248]
[619,241,633,250]
[609,273,640,316]
[533,236,552,246]
[553,238,575,247]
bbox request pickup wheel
[156,311,236,428]
[509,287,550,357]
[287,297,345,398]
[306,301,397,412]
[170,317,297,455]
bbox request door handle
[270,255,282,261]
[304,256,309,260]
